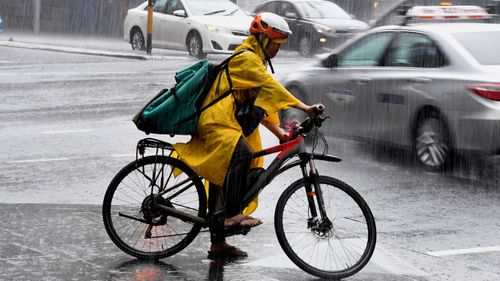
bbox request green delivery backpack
[132,49,247,135]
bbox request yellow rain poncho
[172,35,300,214]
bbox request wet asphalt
[0,203,426,281]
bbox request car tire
[187,32,206,59]
[131,27,146,51]
[298,36,314,57]
[414,112,452,171]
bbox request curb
[0,40,189,61]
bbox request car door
[320,32,395,137]
[159,0,189,49]
[151,0,168,46]
[366,32,445,143]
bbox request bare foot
[224,214,262,228]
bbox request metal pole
[146,0,155,55]
[34,0,41,35]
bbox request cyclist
[173,12,323,259]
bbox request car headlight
[314,24,333,34]
[206,25,232,35]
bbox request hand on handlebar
[279,121,299,144]
[305,103,325,118]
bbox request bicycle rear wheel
[275,176,376,279]
[103,155,206,259]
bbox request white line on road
[369,246,429,276]
[42,129,93,134]
[111,154,136,158]
[245,245,429,276]
[9,158,70,163]
[427,246,500,257]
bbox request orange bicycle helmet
[249,12,292,42]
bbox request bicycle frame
[242,136,341,213]
[135,135,341,227]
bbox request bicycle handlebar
[286,105,328,140]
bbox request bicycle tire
[103,155,206,259]
[274,176,376,279]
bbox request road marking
[42,129,93,134]
[427,246,500,257]
[9,158,70,163]
[245,245,429,276]
[370,246,429,276]
[111,154,136,158]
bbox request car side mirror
[285,12,297,19]
[322,53,338,68]
[173,10,186,17]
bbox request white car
[124,0,253,58]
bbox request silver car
[282,22,500,170]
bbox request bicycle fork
[301,157,333,236]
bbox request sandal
[222,215,262,237]
[224,215,262,229]
[207,246,248,260]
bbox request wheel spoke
[103,156,205,259]
[275,176,376,279]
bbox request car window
[338,32,394,67]
[165,0,185,15]
[452,31,500,65]
[153,0,168,13]
[255,1,281,14]
[385,32,444,68]
[279,2,299,18]
[294,1,350,19]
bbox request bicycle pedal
[224,225,251,237]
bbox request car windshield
[295,1,351,19]
[185,0,247,16]
[452,31,500,65]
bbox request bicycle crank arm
[119,212,149,224]
[155,204,207,225]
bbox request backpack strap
[194,48,248,115]
[176,49,248,126]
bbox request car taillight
[468,84,500,101]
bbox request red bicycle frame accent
[260,136,304,159]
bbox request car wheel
[414,114,452,170]
[187,32,206,59]
[298,36,313,57]
[131,28,146,51]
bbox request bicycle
[102,109,377,279]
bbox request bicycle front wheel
[275,176,376,279]
[103,155,206,259]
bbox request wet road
[0,35,499,280]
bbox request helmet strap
[255,34,275,74]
